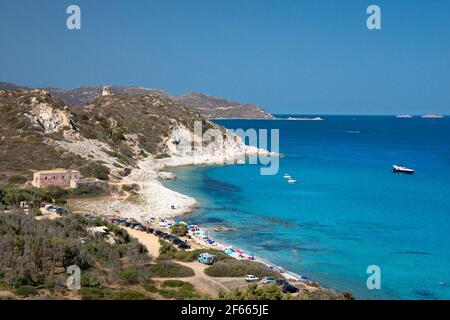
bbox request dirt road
[123,227,161,258]
[122,227,247,297]
[153,260,248,297]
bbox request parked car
[275,279,289,286]
[245,275,260,282]
[154,230,163,237]
[55,207,67,215]
[282,283,299,294]
[146,228,154,234]
[177,243,191,250]
[198,253,217,265]
[261,277,277,285]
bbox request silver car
[262,276,277,285]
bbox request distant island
[396,114,445,119]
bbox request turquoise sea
[164,116,450,299]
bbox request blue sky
[0,0,449,115]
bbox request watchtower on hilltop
[102,86,111,96]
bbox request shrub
[68,185,107,198]
[46,186,66,201]
[118,267,140,285]
[0,212,150,298]
[170,224,188,237]
[161,280,185,288]
[54,198,67,206]
[178,282,199,299]
[293,289,354,300]
[158,281,199,300]
[80,272,103,288]
[0,187,51,207]
[119,168,132,177]
[149,261,194,278]
[139,150,148,158]
[174,249,232,263]
[158,240,177,259]
[205,260,278,278]
[218,283,287,300]
[173,250,196,262]
[110,127,125,142]
[80,287,153,300]
[8,175,27,185]
[9,268,36,287]
[43,275,65,290]
[80,162,110,180]
[122,184,140,192]
[108,290,152,300]
[155,153,171,159]
[158,288,179,299]
[143,283,158,293]
[15,285,37,297]
[79,287,111,300]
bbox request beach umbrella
[236,249,244,254]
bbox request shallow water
[164,116,450,299]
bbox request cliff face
[0,82,272,119]
[23,90,74,133]
[0,89,255,184]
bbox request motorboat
[393,165,415,174]
[422,114,444,119]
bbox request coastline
[62,118,345,297]
[70,155,337,296]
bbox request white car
[245,275,260,282]
[261,276,276,285]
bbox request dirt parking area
[122,226,248,297]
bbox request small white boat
[396,114,413,118]
[422,114,444,119]
[283,173,291,179]
[393,165,415,174]
[288,178,297,183]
